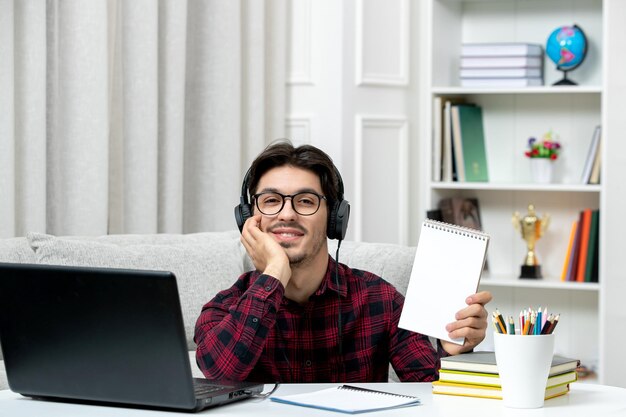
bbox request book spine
[566,219,581,282]
[432,96,443,182]
[451,105,465,181]
[561,221,578,282]
[584,210,600,282]
[458,105,488,182]
[580,126,601,184]
[589,137,602,184]
[576,209,593,282]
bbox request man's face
[254,165,328,266]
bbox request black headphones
[234,166,350,240]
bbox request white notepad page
[271,385,420,413]
[398,220,489,344]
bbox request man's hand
[441,291,492,356]
[240,214,291,287]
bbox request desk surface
[1,383,626,416]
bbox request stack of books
[460,43,544,88]
[433,351,579,400]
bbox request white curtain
[0,0,286,238]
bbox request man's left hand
[441,291,492,356]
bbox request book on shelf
[438,369,577,388]
[438,197,485,232]
[562,209,600,283]
[432,96,443,182]
[585,210,600,282]
[440,98,465,182]
[566,214,583,282]
[561,221,578,281]
[575,209,593,282]
[460,67,543,79]
[450,105,467,182]
[461,56,543,69]
[461,43,543,57]
[270,384,420,414]
[580,125,602,184]
[432,380,570,401]
[461,77,543,87]
[589,136,602,184]
[437,197,489,271]
[451,104,489,182]
[443,100,453,182]
[439,351,580,376]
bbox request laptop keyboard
[193,378,227,398]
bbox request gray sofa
[0,231,416,391]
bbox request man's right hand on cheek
[240,215,292,287]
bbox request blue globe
[546,25,587,71]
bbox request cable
[248,382,280,399]
[335,240,343,357]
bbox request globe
[546,25,588,85]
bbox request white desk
[1,383,625,416]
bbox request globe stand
[553,70,577,86]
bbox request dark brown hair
[247,140,342,204]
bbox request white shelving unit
[421,0,624,385]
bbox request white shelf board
[431,86,602,95]
[479,277,599,291]
[430,182,602,193]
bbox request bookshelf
[421,0,626,386]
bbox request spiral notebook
[270,385,420,414]
[399,219,490,344]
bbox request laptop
[0,262,264,412]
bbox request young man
[194,141,491,383]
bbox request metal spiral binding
[338,385,417,399]
[423,219,490,241]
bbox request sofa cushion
[0,237,37,264]
[27,232,248,351]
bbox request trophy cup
[512,204,550,279]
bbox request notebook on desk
[0,262,263,412]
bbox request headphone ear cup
[327,199,350,240]
[327,201,339,240]
[234,203,252,233]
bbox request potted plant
[525,131,561,183]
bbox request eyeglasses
[253,191,327,216]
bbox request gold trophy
[512,204,550,279]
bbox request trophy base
[520,265,542,279]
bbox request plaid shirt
[194,256,445,383]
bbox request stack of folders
[433,351,579,400]
[460,43,544,88]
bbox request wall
[286,0,425,245]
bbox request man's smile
[269,226,306,243]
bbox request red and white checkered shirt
[194,256,445,383]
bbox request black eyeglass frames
[252,191,327,216]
